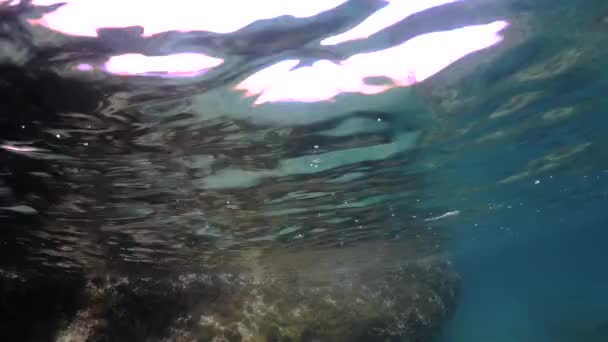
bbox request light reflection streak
[1,144,41,153]
[424,210,460,222]
[1,0,20,6]
[103,53,224,77]
[321,0,462,45]
[76,64,93,71]
[29,0,348,36]
[0,143,51,160]
[236,21,509,105]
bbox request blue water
[440,220,608,342]
[432,87,608,341]
[432,121,608,341]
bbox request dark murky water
[1,0,607,341]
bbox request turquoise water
[434,151,608,341]
[430,61,608,340]
[439,221,608,342]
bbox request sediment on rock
[2,242,459,342]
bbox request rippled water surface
[1,0,607,341]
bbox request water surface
[1,0,607,341]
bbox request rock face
[2,229,460,342]
[49,243,459,342]
[2,242,459,342]
[0,272,86,342]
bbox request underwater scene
[1,0,607,341]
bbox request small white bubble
[21,125,25,129]
[377,118,382,122]
[313,145,319,149]
[56,134,61,138]
[534,180,540,184]
[83,142,88,146]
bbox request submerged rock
[48,243,459,342]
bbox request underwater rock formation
[56,244,459,342]
[1,249,459,342]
